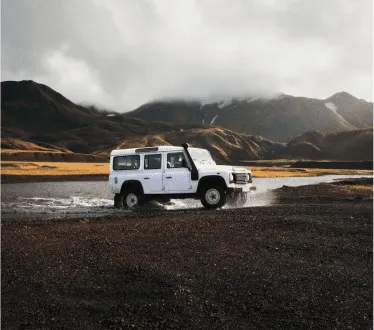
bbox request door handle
[144,177,150,180]
[166,176,172,179]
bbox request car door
[142,153,163,193]
[163,152,192,192]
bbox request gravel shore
[2,201,372,329]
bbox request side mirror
[182,159,188,168]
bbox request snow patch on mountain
[247,96,260,102]
[200,100,212,108]
[198,95,265,109]
[325,102,356,129]
[325,102,338,112]
[272,92,289,100]
[210,115,219,125]
[218,99,232,109]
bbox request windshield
[189,148,216,165]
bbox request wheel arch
[120,180,144,195]
[197,175,227,194]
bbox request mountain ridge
[126,92,372,141]
[1,80,372,163]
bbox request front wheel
[122,190,144,209]
[200,185,226,209]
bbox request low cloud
[2,0,372,111]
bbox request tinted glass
[113,155,140,170]
[167,152,186,168]
[144,154,162,170]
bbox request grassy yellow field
[1,161,109,176]
[250,166,373,178]
[1,161,372,178]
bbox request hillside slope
[286,128,373,161]
[1,81,285,163]
[325,92,373,129]
[1,81,207,154]
[95,127,286,164]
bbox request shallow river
[1,175,371,220]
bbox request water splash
[2,175,371,217]
[157,190,275,211]
[2,196,113,215]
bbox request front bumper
[227,184,257,193]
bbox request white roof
[110,145,185,156]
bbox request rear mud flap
[114,194,123,208]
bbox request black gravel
[2,203,372,329]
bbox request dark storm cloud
[1,0,372,111]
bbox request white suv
[109,143,255,209]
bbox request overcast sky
[2,0,373,111]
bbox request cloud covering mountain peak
[2,0,372,111]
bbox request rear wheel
[122,189,144,209]
[200,185,226,209]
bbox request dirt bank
[2,202,372,329]
[274,177,373,204]
[239,160,373,170]
[290,160,373,170]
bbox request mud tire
[200,185,226,209]
[122,189,144,209]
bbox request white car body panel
[109,146,254,195]
[142,170,164,193]
[163,167,192,192]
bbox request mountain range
[126,93,373,141]
[1,80,373,163]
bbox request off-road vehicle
[109,143,255,209]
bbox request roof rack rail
[135,147,159,153]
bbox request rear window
[113,155,140,170]
[144,154,162,170]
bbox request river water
[1,175,371,220]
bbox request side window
[144,154,162,170]
[113,155,140,170]
[167,152,186,168]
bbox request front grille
[235,173,247,184]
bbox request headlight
[247,173,252,183]
[229,173,234,183]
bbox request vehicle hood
[195,163,251,173]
